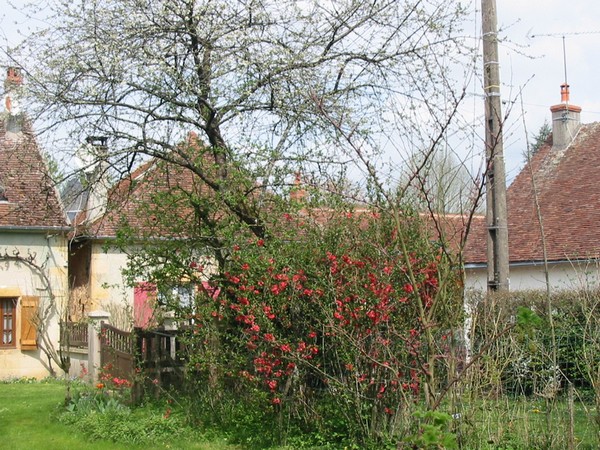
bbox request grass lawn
[2,380,597,449]
[0,380,238,450]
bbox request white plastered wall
[0,232,68,379]
[88,242,133,326]
[465,260,600,292]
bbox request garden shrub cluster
[470,289,600,398]
[110,184,599,448]
[168,207,465,447]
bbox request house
[66,136,221,329]
[464,84,600,291]
[0,68,70,379]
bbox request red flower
[263,305,276,319]
[257,239,265,247]
[403,283,414,294]
[272,397,281,405]
[279,344,291,352]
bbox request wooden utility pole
[481,0,509,291]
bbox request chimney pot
[550,84,581,150]
[5,67,23,87]
[290,172,306,202]
[560,83,570,103]
[85,136,108,147]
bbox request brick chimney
[81,136,110,224]
[290,172,306,202]
[4,67,23,113]
[550,83,581,150]
[4,67,24,135]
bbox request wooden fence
[135,328,187,388]
[62,321,187,391]
[100,323,135,381]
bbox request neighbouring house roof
[508,121,600,263]
[78,147,480,258]
[465,121,600,265]
[82,158,208,238]
[77,133,242,240]
[0,118,68,231]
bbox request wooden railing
[61,320,189,394]
[134,328,185,372]
[61,321,88,348]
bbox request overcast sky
[497,0,600,180]
[1,0,600,182]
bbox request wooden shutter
[20,296,39,350]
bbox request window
[1,298,17,348]
[0,296,38,350]
[158,285,195,309]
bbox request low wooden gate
[100,323,135,380]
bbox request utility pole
[481,0,509,291]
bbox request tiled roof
[82,135,255,240]
[85,158,211,238]
[0,119,68,230]
[508,121,600,262]
[82,152,480,258]
[455,214,486,264]
[465,121,600,264]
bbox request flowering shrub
[181,207,463,444]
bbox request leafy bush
[172,207,464,447]
[470,289,598,397]
[60,386,192,446]
[401,410,458,449]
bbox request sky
[1,0,600,183]
[495,0,600,180]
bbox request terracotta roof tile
[85,158,212,237]
[465,121,600,264]
[0,119,68,230]
[506,121,600,262]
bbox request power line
[530,30,600,38]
